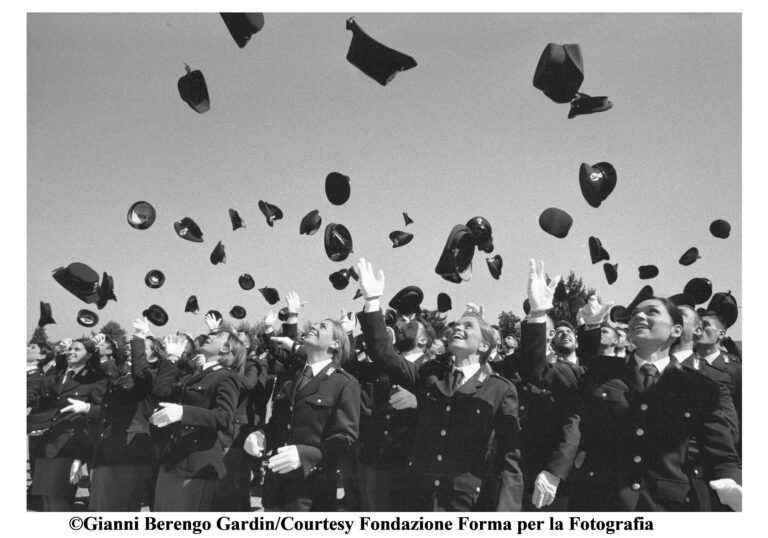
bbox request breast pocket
[306,393,336,410]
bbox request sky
[27,11,742,342]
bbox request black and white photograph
[19,3,756,530]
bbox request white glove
[91,333,106,346]
[270,336,296,351]
[268,445,301,474]
[61,398,90,414]
[58,338,73,353]
[285,292,303,315]
[263,309,278,327]
[356,258,386,300]
[389,386,417,410]
[578,295,615,325]
[69,459,86,485]
[340,309,357,333]
[132,317,153,339]
[163,334,187,358]
[149,402,183,428]
[532,470,560,508]
[710,478,742,512]
[244,431,266,458]
[192,353,206,370]
[464,303,485,317]
[527,259,561,313]
[204,313,221,333]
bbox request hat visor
[174,222,203,242]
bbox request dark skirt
[89,462,154,511]
[29,457,76,498]
[154,468,218,512]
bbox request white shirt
[634,354,670,375]
[307,358,333,377]
[202,361,221,371]
[403,350,424,363]
[456,362,482,386]
[701,350,721,366]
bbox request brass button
[601,392,607,398]
[476,409,480,414]
[684,412,691,418]
[434,480,440,487]
[440,430,446,436]
[588,471,594,477]
[520,405,526,411]
[383,430,389,436]
[437,455,442,461]
[633,455,642,463]
[640,403,648,411]
[636,428,644,436]
[385,414,391,419]
[445,405,451,412]
[693,469,700,476]
[287,424,291,430]
[631,483,640,491]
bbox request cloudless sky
[27,11,742,341]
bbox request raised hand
[578,295,615,325]
[163,334,187,358]
[340,309,357,333]
[132,317,153,339]
[356,258,385,299]
[527,259,561,313]
[285,292,302,314]
[204,312,221,333]
[263,309,278,327]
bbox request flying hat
[177,64,210,114]
[437,292,452,313]
[38,301,55,327]
[588,236,610,264]
[324,223,354,262]
[185,295,200,314]
[389,286,424,316]
[603,263,618,285]
[706,291,738,328]
[127,201,156,230]
[299,210,322,235]
[668,293,696,309]
[329,269,351,290]
[710,219,731,239]
[610,285,654,323]
[403,212,414,226]
[389,231,413,248]
[52,262,102,304]
[683,277,713,305]
[237,274,254,291]
[568,93,613,119]
[679,247,701,266]
[486,255,503,280]
[95,272,116,310]
[638,265,659,280]
[345,17,417,86]
[353,289,363,300]
[77,309,99,328]
[277,307,290,322]
[523,298,531,315]
[210,241,226,265]
[143,305,168,326]
[348,265,359,281]
[258,201,283,227]
[539,208,573,238]
[384,308,398,328]
[532,43,584,104]
[579,162,617,208]
[144,270,165,289]
[259,287,280,305]
[325,172,351,206]
[174,217,204,242]
[220,13,264,48]
[434,224,475,283]
[554,280,567,302]
[229,208,246,231]
[206,310,223,322]
[230,305,247,320]
[466,217,494,253]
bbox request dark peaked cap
[77,309,99,327]
[185,295,200,314]
[38,301,55,327]
[434,224,475,283]
[229,208,245,231]
[437,293,452,313]
[589,236,610,264]
[52,262,102,304]
[220,13,264,48]
[345,18,417,86]
[539,208,573,238]
[533,43,584,103]
[210,241,226,265]
[177,65,210,114]
[259,287,280,305]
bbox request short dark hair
[555,320,576,333]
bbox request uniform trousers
[89,462,153,511]
[153,469,218,511]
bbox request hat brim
[324,224,353,262]
[389,285,424,315]
[174,221,204,242]
[435,225,475,283]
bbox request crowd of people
[26,258,742,512]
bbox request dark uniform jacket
[359,309,524,512]
[523,322,742,511]
[230,358,268,448]
[28,364,106,462]
[139,344,239,480]
[261,360,361,510]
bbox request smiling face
[303,319,341,354]
[629,299,682,350]
[199,332,231,358]
[552,325,577,354]
[448,315,491,359]
[67,341,91,368]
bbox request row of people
[26,258,742,512]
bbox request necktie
[61,369,74,387]
[451,368,464,393]
[640,363,658,391]
[297,365,313,390]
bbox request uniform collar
[307,358,332,377]
[701,350,721,365]
[634,354,670,374]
